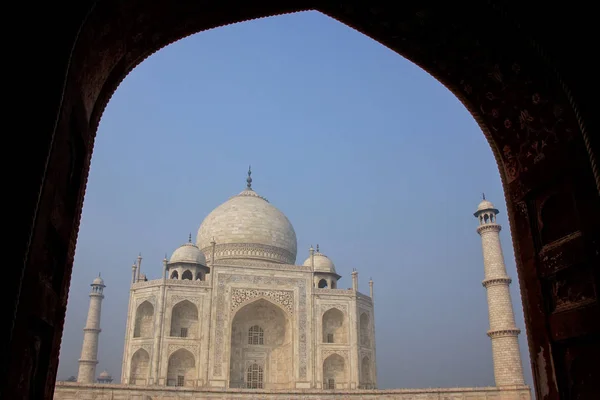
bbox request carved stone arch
[167,343,198,358]
[230,288,294,316]
[322,352,347,389]
[360,311,371,347]
[170,300,199,338]
[320,304,348,316]
[133,300,154,338]
[322,307,347,344]
[129,347,150,385]
[166,348,196,387]
[229,297,292,389]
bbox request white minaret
[474,196,525,387]
[77,274,106,383]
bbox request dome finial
[482,192,486,200]
[246,165,253,190]
[188,233,192,243]
[316,244,320,253]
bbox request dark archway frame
[5,1,599,400]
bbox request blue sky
[57,11,534,389]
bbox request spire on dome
[316,244,320,253]
[188,233,192,243]
[482,192,486,200]
[246,165,253,190]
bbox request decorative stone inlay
[214,273,308,379]
[482,277,512,288]
[167,343,198,357]
[202,242,296,265]
[231,288,294,315]
[166,279,211,287]
[131,343,152,355]
[314,288,353,295]
[215,259,311,271]
[171,295,201,306]
[135,296,156,307]
[322,349,349,361]
[487,328,521,338]
[320,304,348,315]
[477,224,502,234]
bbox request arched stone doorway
[170,300,198,338]
[166,349,196,387]
[323,353,346,389]
[133,301,154,338]
[322,308,347,344]
[6,2,599,399]
[229,298,292,389]
[129,348,150,385]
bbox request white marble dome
[170,240,207,265]
[303,251,336,274]
[477,199,495,211]
[197,188,297,264]
[92,276,104,286]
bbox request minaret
[474,196,525,387]
[77,274,106,383]
[351,268,358,292]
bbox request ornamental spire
[188,233,192,243]
[246,165,253,190]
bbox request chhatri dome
[197,167,298,264]
[169,234,207,266]
[302,245,337,274]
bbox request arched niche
[318,279,328,288]
[229,298,292,389]
[170,270,179,279]
[170,300,198,338]
[360,312,370,347]
[361,356,371,387]
[129,348,150,385]
[323,353,346,389]
[133,301,154,338]
[167,348,196,387]
[181,270,193,280]
[322,308,346,344]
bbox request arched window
[170,270,179,279]
[195,272,203,280]
[246,363,263,389]
[248,325,264,345]
[181,270,193,280]
[318,279,328,288]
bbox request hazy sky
[57,11,534,389]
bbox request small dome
[92,276,104,285]
[170,241,207,265]
[98,370,111,379]
[303,250,336,274]
[477,199,495,211]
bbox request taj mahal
[54,169,532,399]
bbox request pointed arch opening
[323,353,346,389]
[133,301,154,338]
[318,279,328,288]
[322,308,347,344]
[360,312,371,347]
[229,298,292,389]
[167,348,196,387]
[170,300,198,338]
[181,270,193,280]
[361,356,372,388]
[129,348,150,385]
[170,270,179,279]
